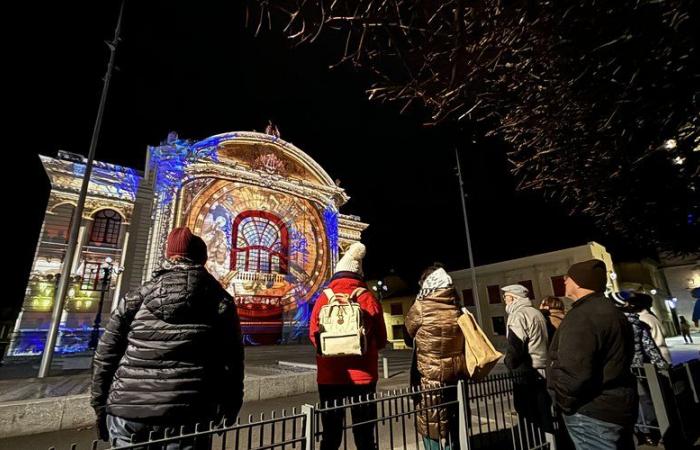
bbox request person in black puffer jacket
[90,227,244,448]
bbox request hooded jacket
[505,297,548,371]
[405,269,466,439]
[90,259,244,422]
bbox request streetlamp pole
[89,261,113,350]
[38,1,125,377]
[455,147,483,325]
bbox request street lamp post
[38,1,125,377]
[88,258,123,350]
[455,148,484,325]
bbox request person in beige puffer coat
[405,265,466,450]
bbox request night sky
[7,2,646,309]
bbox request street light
[38,1,125,377]
[88,258,123,350]
[372,279,389,301]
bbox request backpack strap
[349,287,367,302]
[324,288,337,304]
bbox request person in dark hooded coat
[90,227,244,449]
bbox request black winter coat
[547,293,637,426]
[90,260,244,422]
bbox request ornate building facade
[9,131,366,355]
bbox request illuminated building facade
[9,131,366,355]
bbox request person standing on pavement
[309,242,387,450]
[547,259,637,450]
[405,264,466,450]
[90,227,244,449]
[501,284,552,437]
[679,316,694,343]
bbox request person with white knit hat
[333,241,365,275]
[309,242,386,450]
[406,263,466,450]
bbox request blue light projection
[70,160,140,202]
[289,226,309,266]
[11,325,96,356]
[323,204,339,263]
[210,204,233,245]
[149,132,220,207]
[287,283,313,342]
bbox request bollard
[383,357,389,379]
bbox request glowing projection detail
[185,180,330,344]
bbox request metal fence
[632,360,699,450]
[465,372,552,450]
[63,360,694,450]
[49,372,557,450]
[51,410,307,450]
[309,383,465,450]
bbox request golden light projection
[146,131,368,344]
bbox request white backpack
[318,287,367,357]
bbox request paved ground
[0,367,416,450]
[0,335,696,449]
[3,373,686,450]
[0,345,325,381]
[665,333,700,364]
[0,346,416,403]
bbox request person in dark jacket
[90,227,244,449]
[547,259,637,450]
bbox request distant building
[368,275,415,350]
[450,242,619,345]
[657,253,699,332]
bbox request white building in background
[658,254,700,328]
[449,242,618,346]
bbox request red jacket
[309,274,388,385]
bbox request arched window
[231,211,288,274]
[45,204,75,243]
[89,209,122,246]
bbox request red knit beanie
[166,227,208,265]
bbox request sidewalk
[666,332,700,365]
[0,367,416,450]
[0,346,419,440]
[0,346,415,403]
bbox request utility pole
[455,147,483,325]
[39,1,125,377]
